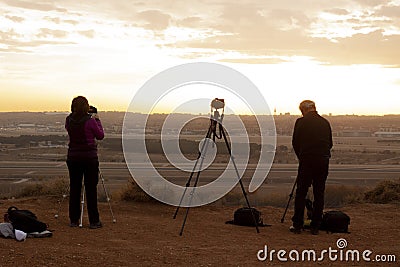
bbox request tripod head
[210,98,224,123]
[210,98,225,141]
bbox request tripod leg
[99,171,116,223]
[79,184,85,228]
[55,184,69,219]
[281,178,297,223]
[173,126,213,219]
[179,132,213,236]
[173,169,195,219]
[173,157,201,219]
[220,126,260,233]
[179,203,191,236]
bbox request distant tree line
[0,135,66,147]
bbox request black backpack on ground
[320,210,350,233]
[7,206,48,233]
[226,207,270,227]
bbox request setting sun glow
[0,1,399,115]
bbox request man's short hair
[299,100,316,113]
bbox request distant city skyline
[0,1,399,115]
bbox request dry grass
[364,179,400,204]
[0,177,69,199]
[5,177,400,210]
[15,177,69,198]
[115,179,157,202]
[324,185,365,207]
[214,184,366,208]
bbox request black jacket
[292,111,333,159]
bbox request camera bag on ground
[6,206,48,234]
[320,210,350,233]
[226,207,270,227]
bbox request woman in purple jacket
[66,96,104,229]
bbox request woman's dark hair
[71,96,89,114]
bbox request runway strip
[0,161,399,187]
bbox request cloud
[0,38,75,53]
[44,16,61,24]
[44,16,80,26]
[0,27,73,53]
[78,30,95,38]
[2,0,67,12]
[312,30,400,67]
[136,9,171,30]
[0,47,27,52]
[177,16,203,28]
[164,4,312,53]
[37,28,68,39]
[64,19,79,25]
[5,15,25,23]
[0,29,22,41]
[219,57,288,64]
[351,0,391,7]
[166,18,400,67]
[324,8,350,15]
[375,5,400,18]
[156,1,400,66]
[346,18,361,24]
[267,9,313,30]
[1,0,398,67]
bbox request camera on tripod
[211,98,224,123]
[174,97,260,235]
[211,98,225,110]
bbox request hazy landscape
[1,112,399,164]
[0,111,399,198]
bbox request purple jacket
[65,114,104,160]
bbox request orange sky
[0,0,399,115]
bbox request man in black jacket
[291,100,332,235]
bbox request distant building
[18,123,35,128]
[339,130,372,137]
[374,132,400,138]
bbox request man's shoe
[289,226,302,234]
[69,222,79,227]
[310,227,319,235]
[89,221,103,229]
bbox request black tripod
[173,98,260,236]
[280,177,297,223]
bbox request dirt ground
[0,197,399,267]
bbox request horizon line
[0,111,399,117]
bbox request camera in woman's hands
[88,105,97,114]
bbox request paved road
[0,161,399,188]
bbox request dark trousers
[292,157,329,229]
[67,159,100,224]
